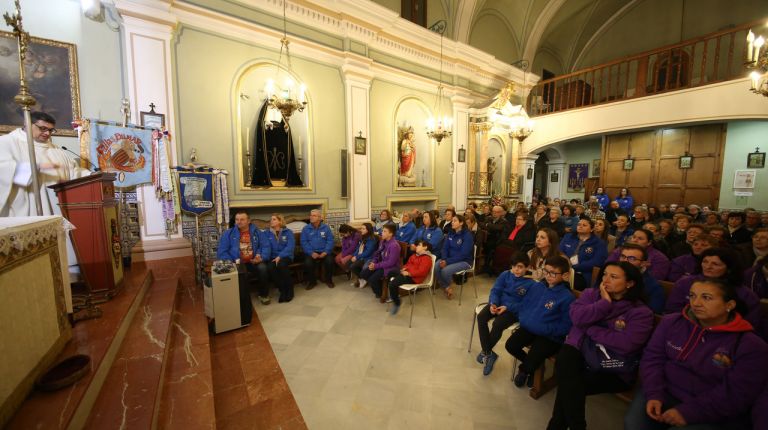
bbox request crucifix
[4,0,42,215]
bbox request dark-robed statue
[250,100,304,187]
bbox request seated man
[301,209,335,289]
[217,211,271,304]
[615,243,665,314]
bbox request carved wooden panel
[600,124,725,207]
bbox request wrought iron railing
[527,20,763,116]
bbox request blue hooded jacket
[559,233,608,285]
[616,195,634,212]
[217,224,268,262]
[441,228,474,265]
[352,236,378,261]
[412,225,443,257]
[300,222,334,255]
[264,227,295,260]
[518,281,575,342]
[489,271,537,312]
[396,221,416,243]
[594,193,610,210]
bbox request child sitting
[505,255,575,388]
[476,252,536,376]
[386,240,434,316]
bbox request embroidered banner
[88,122,153,187]
[568,163,589,192]
[177,171,215,215]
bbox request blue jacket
[616,195,634,212]
[217,224,268,261]
[300,222,334,255]
[352,236,378,261]
[265,227,295,260]
[559,233,608,285]
[489,271,537,312]
[413,225,443,256]
[441,228,474,266]
[613,227,635,247]
[642,271,666,314]
[518,281,575,342]
[396,221,416,243]
[593,193,610,210]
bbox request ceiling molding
[522,0,567,63]
[569,0,640,71]
[454,0,481,43]
[562,0,601,71]
[469,8,522,56]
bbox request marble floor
[253,273,628,430]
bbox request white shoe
[358,279,368,288]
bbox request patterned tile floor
[254,273,628,429]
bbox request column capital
[341,56,374,86]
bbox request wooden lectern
[50,172,124,300]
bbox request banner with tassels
[79,119,154,188]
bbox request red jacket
[403,253,433,284]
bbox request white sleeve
[12,161,32,186]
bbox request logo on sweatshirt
[517,288,528,296]
[584,247,593,255]
[320,232,326,238]
[544,300,554,310]
[426,233,432,239]
[614,318,626,331]
[457,238,463,245]
[711,349,734,368]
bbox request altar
[0,216,72,427]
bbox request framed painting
[623,158,634,170]
[0,31,80,137]
[679,155,693,169]
[354,135,366,155]
[140,109,165,130]
[747,151,765,168]
[591,159,600,177]
[733,170,756,189]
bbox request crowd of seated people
[219,196,768,429]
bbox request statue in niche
[398,125,417,187]
[249,99,303,187]
[487,157,498,195]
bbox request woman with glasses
[547,261,653,430]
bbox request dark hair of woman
[530,228,561,270]
[422,210,437,227]
[634,228,655,247]
[690,278,748,317]
[699,247,744,285]
[453,214,467,231]
[602,261,646,303]
[361,222,375,240]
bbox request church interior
[1,0,768,429]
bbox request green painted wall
[173,26,347,209]
[0,0,124,147]
[369,78,453,209]
[719,121,768,211]
[559,138,602,201]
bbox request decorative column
[478,123,491,195]
[468,123,478,194]
[119,10,191,261]
[519,154,538,204]
[547,161,566,199]
[451,94,472,211]
[341,58,374,223]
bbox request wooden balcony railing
[527,20,764,116]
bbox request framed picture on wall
[354,135,366,155]
[458,147,466,163]
[747,150,765,168]
[140,109,165,130]
[591,159,600,177]
[623,158,634,170]
[733,170,756,189]
[550,171,559,182]
[679,155,693,169]
[0,31,80,136]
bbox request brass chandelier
[426,20,452,144]
[264,0,307,130]
[746,27,767,97]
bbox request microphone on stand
[61,146,100,172]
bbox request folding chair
[455,245,478,306]
[397,254,438,328]
[467,301,520,353]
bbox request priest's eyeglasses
[33,123,57,134]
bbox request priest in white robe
[0,111,91,217]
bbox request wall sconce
[458,146,466,163]
[527,166,534,180]
[82,0,121,30]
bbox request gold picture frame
[0,31,80,137]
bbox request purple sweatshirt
[606,245,670,281]
[371,238,401,274]
[565,288,654,381]
[340,232,360,257]
[667,254,698,282]
[640,310,768,425]
[665,274,762,330]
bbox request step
[83,277,179,428]
[6,263,154,429]
[157,258,216,428]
